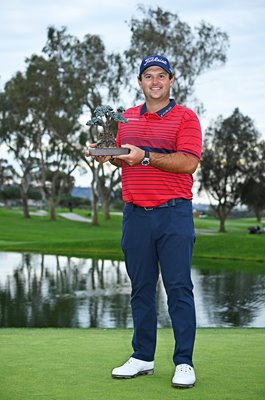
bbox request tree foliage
[199,108,260,232]
[0,27,125,223]
[41,26,124,224]
[240,140,265,221]
[125,5,229,107]
[0,74,41,218]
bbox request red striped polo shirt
[116,100,202,207]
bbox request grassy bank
[0,328,264,400]
[0,208,264,267]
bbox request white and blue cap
[139,54,172,75]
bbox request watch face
[141,158,150,166]
[141,150,150,166]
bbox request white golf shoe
[112,357,154,379]
[172,364,196,388]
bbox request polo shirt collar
[140,99,176,117]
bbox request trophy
[86,105,130,156]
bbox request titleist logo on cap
[143,56,168,67]
[139,54,172,75]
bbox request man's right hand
[85,144,112,164]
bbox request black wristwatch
[141,150,150,166]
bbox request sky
[1,0,265,198]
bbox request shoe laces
[176,364,192,373]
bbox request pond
[0,252,265,328]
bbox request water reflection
[0,252,264,328]
[193,268,265,327]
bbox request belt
[129,198,187,211]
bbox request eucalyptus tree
[12,53,81,221]
[124,5,229,109]
[199,108,260,232]
[40,27,125,224]
[240,140,265,222]
[43,169,75,220]
[0,75,41,218]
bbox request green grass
[0,328,264,400]
[0,211,264,399]
[0,208,264,266]
[0,207,123,259]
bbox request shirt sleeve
[176,109,202,160]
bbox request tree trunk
[20,175,31,219]
[254,206,261,223]
[91,184,99,226]
[48,174,62,221]
[219,216,226,233]
[102,197,111,220]
[91,169,99,225]
[91,194,98,225]
[96,164,121,221]
[214,204,228,233]
[49,198,57,221]
[21,192,30,219]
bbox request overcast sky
[1,0,265,197]
[1,0,265,132]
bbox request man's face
[138,66,174,102]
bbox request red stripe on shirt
[116,103,202,207]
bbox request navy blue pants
[121,200,196,366]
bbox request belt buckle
[144,207,154,211]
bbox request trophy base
[89,147,130,156]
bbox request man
[88,54,202,388]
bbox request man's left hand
[114,144,145,166]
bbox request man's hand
[115,144,145,166]
[85,143,112,164]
